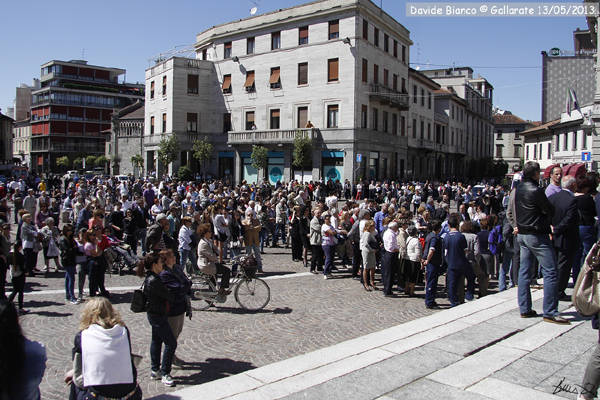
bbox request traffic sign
[356,153,362,163]
[582,151,592,161]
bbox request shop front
[322,150,344,183]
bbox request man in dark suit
[549,175,579,300]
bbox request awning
[244,72,255,88]
[269,68,280,84]
[543,163,560,179]
[222,75,231,90]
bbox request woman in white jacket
[404,226,421,296]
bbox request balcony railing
[369,84,409,110]
[228,128,316,145]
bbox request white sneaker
[162,374,175,387]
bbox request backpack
[488,225,503,255]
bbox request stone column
[234,150,242,185]
[311,148,321,181]
[284,148,292,183]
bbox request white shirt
[382,229,399,252]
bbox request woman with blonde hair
[65,296,141,399]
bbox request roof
[114,100,144,120]
[520,118,560,135]
[409,68,441,90]
[120,106,144,120]
[0,113,14,122]
[492,114,528,125]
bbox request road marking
[22,271,315,296]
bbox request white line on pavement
[22,271,315,296]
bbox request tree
[177,166,194,181]
[292,133,312,170]
[251,145,268,173]
[56,156,70,171]
[192,137,213,179]
[95,155,108,172]
[131,154,144,177]
[85,155,97,169]
[157,135,179,174]
[73,157,83,170]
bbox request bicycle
[188,255,270,311]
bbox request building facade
[109,101,145,176]
[492,111,536,171]
[30,60,144,172]
[0,112,14,172]
[193,0,411,184]
[13,120,31,167]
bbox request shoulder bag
[573,241,600,316]
[130,281,147,313]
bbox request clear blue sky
[0,0,591,122]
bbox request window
[496,130,502,139]
[327,58,339,82]
[361,105,367,128]
[244,71,255,92]
[298,62,308,85]
[247,37,255,54]
[383,69,389,87]
[202,49,207,60]
[328,20,339,40]
[372,108,378,130]
[393,40,398,58]
[428,92,431,109]
[427,123,431,140]
[270,109,280,129]
[327,105,339,128]
[496,145,503,158]
[150,81,155,99]
[526,145,530,159]
[224,41,232,59]
[514,145,521,158]
[382,111,388,133]
[547,143,552,159]
[187,74,199,94]
[402,78,406,93]
[413,85,417,103]
[186,113,198,132]
[420,120,424,139]
[162,76,167,95]
[572,131,578,151]
[269,67,281,89]
[162,113,167,133]
[392,113,398,135]
[245,111,255,130]
[373,64,379,84]
[384,34,389,52]
[150,116,155,134]
[533,144,537,159]
[401,116,406,136]
[299,26,309,45]
[297,106,308,128]
[402,45,406,63]
[421,88,425,106]
[363,20,368,40]
[362,59,368,83]
[562,133,567,151]
[271,31,281,50]
[583,132,588,149]
[393,74,398,91]
[222,74,232,94]
[223,113,232,133]
[374,28,379,46]
[412,119,416,138]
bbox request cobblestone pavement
[8,244,495,400]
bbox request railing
[369,84,409,110]
[228,128,316,144]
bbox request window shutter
[269,68,280,84]
[299,26,308,39]
[271,109,280,118]
[244,71,255,87]
[222,75,231,90]
[298,63,308,84]
[328,59,339,81]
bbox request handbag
[47,238,60,258]
[130,282,147,313]
[573,241,600,316]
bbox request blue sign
[582,151,592,161]
[356,153,362,163]
[269,166,283,185]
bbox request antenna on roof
[250,0,259,15]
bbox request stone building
[109,100,144,176]
[0,112,14,172]
[492,110,536,171]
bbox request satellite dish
[250,6,258,15]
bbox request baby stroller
[103,237,139,275]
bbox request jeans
[147,313,177,375]
[88,258,106,296]
[351,241,362,278]
[259,230,267,252]
[575,225,595,285]
[323,244,334,275]
[517,233,559,317]
[77,262,87,298]
[498,248,514,291]
[381,251,398,295]
[447,267,465,307]
[245,244,262,269]
[136,228,147,255]
[179,249,191,271]
[64,265,76,301]
[273,223,286,246]
[24,248,36,275]
[310,245,323,271]
[425,263,440,306]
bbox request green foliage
[292,133,312,169]
[177,165,194,181]
[131,154,144,168]
[192,138,213,167]
[56,156,70,170]
[85,155,97,169]
[95,155,108,167]
[251,145,268,171]
[157,135,179,168]
[73,157,83,169]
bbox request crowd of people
[2,162,600,398]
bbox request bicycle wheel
[234,277,270,311]
[190,279,216,311]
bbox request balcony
[410,138,435,151]
[228,128,317,145]
[369,84,409,110]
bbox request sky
[0,0,592,122]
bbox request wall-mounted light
[232,56,239,63]
[343,37,351,45]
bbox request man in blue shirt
[422,220,443,309]
[373,204,388,235]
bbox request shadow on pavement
[207,306,293,315]
[24,299,64,308]
[28,310,73,317]
[174,357,256,385]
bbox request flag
[569,88,581,115]
[566,88,571,116]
